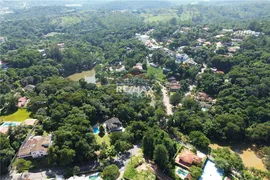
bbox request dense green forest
[0,2,270,179]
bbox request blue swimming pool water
[89,172,100,180]
[93,127,99,134]
[2,122,17,127]
[201,107,207,111]
[200,159,223,180]
[178,168,188,176]
[175,167,189,179]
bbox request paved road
[117,145,141,180]
[10,159,100,180]
[156,82,173,115]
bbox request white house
[176,54,189,63]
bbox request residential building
[24,84,35,92]
[176,54,189,63]
[184,58,197,66]
[175,149,202,169]
[104,117,123,133]
[17,97,30,108]
[23,119,38,126]
[170,82,181,92]
[0,60,7,70]
[149,63,159,68]
[197,38,206,46]
[228,46,240,53]
[133,63,143,70]
[202,27,209,31]
[0,37,5,44]
[168,76,176,82]
[215,34,224,39]
[199,102,212,109]
[163,67,171,73]
[17,135,52,158]
[222,29,233,33]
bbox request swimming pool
[201,107,207,111]
[175,166,189,179]
[93,127,99,134]
[199,159,223,180]
[89,172,100,180]
[2,122,17,127]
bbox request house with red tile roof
[17,97,30,108]
[175,149,202,169]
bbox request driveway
[116,145,141,180]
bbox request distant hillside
[98,0,172,10]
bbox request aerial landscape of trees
[0,1,270,179]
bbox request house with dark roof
[104,117,123,133]
[168,76,176,82]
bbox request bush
[99,125,105,137]
[14,159,33,173]
[101,164,120,180]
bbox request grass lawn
[95,134,110,146]
[147,65,165,81]
[124,150,155,180]
[0,109,30,122]
[124,152,143,179]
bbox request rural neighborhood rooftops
[17,135,52,158]
[0,122,21,134]
[17,97,30,108]
[175,149,202,169]
[0,37,5,43]
[168,76,176,81]
[104,117,123,133]
[133,63,143,70]
[24,84,35,91]
[23,119,38,126]
[149,63,159,68]
[170,82,181,91]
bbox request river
[210,143,266,170]
[67,69,96,83]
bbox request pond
[210,143,266,170]
[67,69,96,83]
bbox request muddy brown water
[209,143,266,170]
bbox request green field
[147,65,165,81]
[0,109,30,122]
[95,134,110,146]
[51,16,81,27]
[140,8,194,23]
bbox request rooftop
[18,135,52,158]
[175,149,202,169]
